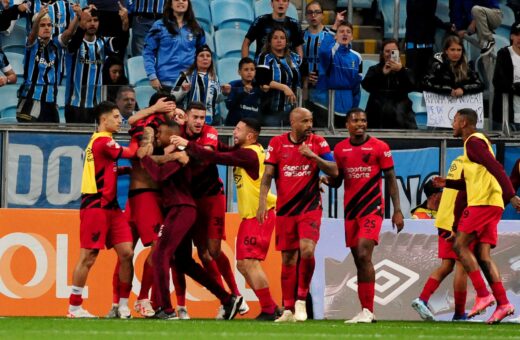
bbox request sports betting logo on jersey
[282,164,311,178]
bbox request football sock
[138,261,154,300]
[216,252,241,296]
[171,266,186,306]
[490,281,509,305]
[281,264,297,310]
[203,259,225,288]
[468,270,490,297]
[454,290,467,316]
[297,257,315,301]
[254,287,276,314]
[358,281,375,312]
[119,281,132,299]
[69,286,84,308]
[112,261,120,304]
[419,277,440,303]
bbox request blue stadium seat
[362,59,378,78]
[0,85,19,122]
[380,0,407,39]
[205,30,215,53]
[134,85,157,110]
[126,56,148,86]
[359,89,369,110]
[409,91,427,129]
[210,0,254,31]
[254,0,298,19]
[56,85,66,123]
[500,4,515,27]
[1,25,26,53]
[4,52,24,84]
[494,33,510,52]
[436,0,450,23]
[192,0,212,32]
[217,57,241,84]
[338,0,373,9]
[214,29,248,59]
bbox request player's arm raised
[299,143,338,177]
[257,164,275,224]
[384,167,404,233]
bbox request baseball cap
[512,22,520,35]
[423,179,442,198]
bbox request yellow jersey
[435,156,463,231]
[235,144,276,219]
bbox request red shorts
[438,235,457,259]
[457,206,502,247]
[275,209,322,251]
[80,208,133,249]
[236,209,276,260]
[128,190,163,246]
[344,214,383,248]
[193,194,226,246]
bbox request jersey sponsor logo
[206,133,217,141]
[106,140,120,149]
[342,148,353,152]
[384,151,392,158]
[345,166,372,179]
[283,164,312,177]
[320,141,329,148]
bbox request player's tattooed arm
[257,164,275,224]
[140,126,155,147]
[384,167,404,233]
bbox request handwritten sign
[423,92,484,128]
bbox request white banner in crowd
[424,92,484,128]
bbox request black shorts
[16,98,59,123]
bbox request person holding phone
[361,39,417,129]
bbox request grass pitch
[0,318,519,339]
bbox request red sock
[138,261,154,300]
[171,266,186,306]
[454,290,467,316]
[69,294,83,306]
[112,261,120,304]
[281,264,297,310]
[468,270,490,297]
[491,281,509,305]
[216,253,240,296]
[203,259,225,288]
[254,287,276,314]
[119,281,132,299]
[419,277,440,303]
[358,282,375,312]
[297,257,315,300]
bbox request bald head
[289,107,313,141]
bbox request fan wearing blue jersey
[0,49,17,87]
[26,0,77,38]
[130,0,165,56]
[65,4,129,123]
[16,4,81,122]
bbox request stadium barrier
[1,209,519,320]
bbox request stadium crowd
[2,0,520,325]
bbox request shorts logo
[91,231,100,242]
[213,217,224,227]
[346,259,419,305]
[463,209,469,218]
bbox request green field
[0,318,519,339]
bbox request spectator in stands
[88,0,129,57]
[103,56,129,103]
[423,35,484,97]
[65,5,129,123]
[130,0,165,56]
[222,57,262,126]
[0,1,28,31]
[318,20,362,128]
[405,0,451,88]
[143,0,205,91]
[411,179,442,219]
[25,0,77,38]
[362,39,417,129]
[171,44,223,125]
[452,0,502,55]
[256,27,301,126]
[242,0,304,59]
[0,50,16,86]
[115,86,137,123]
[302,1,344,127]
[17,5,80,122]
[493,22,520,131]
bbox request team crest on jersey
[234,174,242,188]
[362,153,371,163]
[188,33,193,41]
[450,163,458,172]
[320,141,328,148]
[106,140,120,149]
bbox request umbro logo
[91,232,101,242]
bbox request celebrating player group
[68,98,519,324]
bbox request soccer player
[180,101,246,317]
[17,5,81,122]
[325,108,404,323]
[258,107,338,322]
[435,108,520,324]
[68,101,135,318]
[138,120,243,320]
[412,156,470,321]
[173,118,280,320]
[64,4,129,123]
